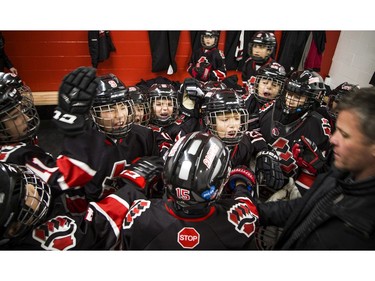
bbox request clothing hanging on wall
[224,31,257,71]
[88,31,116,68]
[148,31,180,75]
[277,31,326,73]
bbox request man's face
[330,109,375,180]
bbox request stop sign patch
[177,227,200,249]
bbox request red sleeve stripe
[295,172,315,190]
[56,155,96,190]
[91,194,130,238]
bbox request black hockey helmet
[91,74,134,139]
[0,163,51,240]
[327,82,359,117]
[281,69,326,115]
[201,30,220,49]
[203,80,227,93]
[128,86,151,126]
[0,72,33,99]
[203,88,249,146]
[0,82,40,144]
[254,61,286,104]
[148,83,179,127]
[248,31,276,63]
[164,131,230,215]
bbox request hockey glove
[53,66,99,136]
[228,165,256,192]
[292,136,326,175]
[119,156,164,194]
[255,149,285,190]
[192,62,212,82]
[183,78,205,101]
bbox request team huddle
[1,31,374,250]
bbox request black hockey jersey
[241,57,275,90]
[258,100,331,192]
[2,179,258,250]
[187,47,227,82]
[30,124,173,214]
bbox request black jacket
[0,33,14,71]
[258,168,375,249]
[88,31,116,68]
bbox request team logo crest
[227,198,259,237]
[32,216,77,250]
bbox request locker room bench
[33,91,58,106]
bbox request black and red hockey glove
[53,66,99,136]
[255,149,285,190]
[228,165,256,193]
[292,136,326,175]
[119,156,164,194]
[192,62,212,82]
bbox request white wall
[328,31,375,88]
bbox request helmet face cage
[254,62,286,104]
[91,100,135,139]
[0,164,51,239]
[281,70,326,115]
[206,108,249,146]
[128,86,151,126]
[248,32,276,63]
[148,84,179,127]
[164,132,230,211]
[203,89,249,146]
[201,31,219,49]
[0,90,40,144]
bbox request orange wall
[2,30,340,91]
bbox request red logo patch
[177,227,200,249]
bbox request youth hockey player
[0,132,260,250]
[37,68,173,214]
[256,69,332,200]
[128,85,151,126]
[242,31,277,91]
[244,61,286,131]
[187,30,227,82]
[202,88,285,192]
